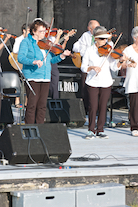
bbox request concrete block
[76,183,125,207]
[11,188,75,207]
[11,183,128,207]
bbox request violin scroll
[107,28,117,37]
[0,28,8,32]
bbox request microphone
[27,7,32,12]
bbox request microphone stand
[0,37,36,124]
[25,7,32,37]
[17,7,32,122]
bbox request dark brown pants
[129,92,138,131]
[87,85,111,134]
[81,71,89,113]
[25,81,50,124]
[0,93,1,117]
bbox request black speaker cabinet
[0,123,72,165]
[45,98,86,127]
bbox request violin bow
[47,17,54,38]
[43,39,56,62]
[42,17,55,61]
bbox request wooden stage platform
[0,109,137,206]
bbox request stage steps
[11,183,130,207]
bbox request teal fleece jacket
[18,33,63,80]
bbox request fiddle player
[47,27,70,99]
[0,27,11,50]
[18,18,71,124]
[73,21,115,114]
[13,23,30,54]
[73,20,100,113]
[12,23,30,107]
[81,26,127,139]
[122,26,138,136]
[73,20,100,54]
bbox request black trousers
[129,92,138,131]
[87,85,111,134]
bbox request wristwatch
[119,60,123,64]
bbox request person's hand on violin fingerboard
[127,61,137,68]
[64,34,69,42]
[108,33,112,42]
[117,53,128,68]
[54,29,63,44]
[60,49,71,59]
[0,33,12,50]
[57,29,63,37]
[61,34,70,50]
[5,33,12,41]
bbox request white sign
[58,81,79,92]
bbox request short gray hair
[93,26,107,37]
[131,26,138,39]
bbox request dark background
[0,0,136,69]
[0,0,136,102]
[52,0,135,65]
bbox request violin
[38,39,62,54]
[38,29,77,55]
[58,29,77,44]
[38,39,76,59]
[45,28,69,38]
[0,32,17,39]
[98,44,135,63]
[0,28,8,32]
[9,34,17,39]
[107,28,117,37]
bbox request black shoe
[96,132,109,139]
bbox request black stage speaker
[0,123,72,165]
[45,98,86,127]
[0,99,14,124]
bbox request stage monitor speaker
[0,123,72,165]
[45,98,86,127]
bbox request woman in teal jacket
[18,19,70,124]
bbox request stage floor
[0,108,138,181]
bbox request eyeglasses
[98,38,107,40]
[38,30,46,33]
